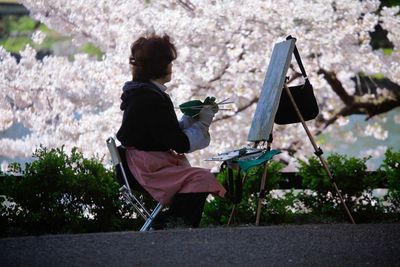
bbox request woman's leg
[168,192,208,228]
[151,192,208,229]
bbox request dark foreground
[1,224,399,267]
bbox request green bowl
[179,100,203,117]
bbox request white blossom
[394,114,400,124]
[364,122,389,140]
[31,30,46,45]
[0,0,398,169]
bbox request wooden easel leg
[255,163,268,226]
[283,83,356,224]
[315,154,356,224]
[227,204,237,225]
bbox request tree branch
[214,96,258,122]
[316,68,400,132]
[177,0,196,12]
[318,68,354,105]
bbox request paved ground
[1,224,399,267]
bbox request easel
[252,81,356,225]
[226,36,355,225]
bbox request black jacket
[116,81,190,153]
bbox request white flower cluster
[31,30,46,45]
[0,0,398,169]
[364,122,389,140]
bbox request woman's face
[164,63,173,83]
[155,63,173,85]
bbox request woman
[117,34,226,229]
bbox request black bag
[274,36,319,125]
[220,162,243,205]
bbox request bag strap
[286,35,308,79]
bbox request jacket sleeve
[140,90,190,153]
[182,121,211,152]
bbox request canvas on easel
[247,38,296,142]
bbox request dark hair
[129,34,177,81]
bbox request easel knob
[314,147,324,156]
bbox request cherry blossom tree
[1,0,399,170]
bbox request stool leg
[140,203,164,231]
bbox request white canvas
[247,39,296,142]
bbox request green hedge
[1,147,399,236]
[202,148,400,226]
[0,147,138,236]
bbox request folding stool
[106,137,163,231]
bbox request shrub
[202,160,286,226]
[299,153,372,197]
[1,147,399,234]
[0,146,135,236]
[297,152,394,223]
[203,149,400,227]
[380,148,400,213]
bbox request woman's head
[129,34,177,82]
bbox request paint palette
[205,147,264,161]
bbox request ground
[1,223,399,267]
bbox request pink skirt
[125,148,226,205]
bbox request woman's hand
[179,115,196,129]
[203,96,219,114]
[198,105,215,127]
